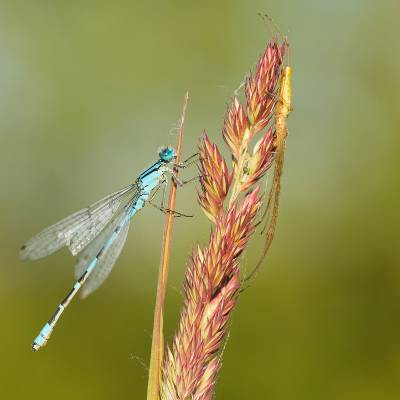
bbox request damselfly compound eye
[158,146,176,162]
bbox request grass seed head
[161,191,261,400]
[160,38,288,400]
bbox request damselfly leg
[173,152,199,169]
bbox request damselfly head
[158,146,176,162]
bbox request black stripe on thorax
[139,160,164,180]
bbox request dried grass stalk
[147,93,189,400]
[160,39,287,399]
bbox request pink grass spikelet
[246,41,285,131]
[239,127,274,192]
[222,97,248,161]
[198,135,233,223]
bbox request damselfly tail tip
[31,323,51,352]
[32,337,47,353]
[32,343,40,352]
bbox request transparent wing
[80,219,130,299]
[73,205,128,279]
[65,186,135,256]
[20,184,137,261]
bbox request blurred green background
[1,0,399,399]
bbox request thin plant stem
[147,92,189,400]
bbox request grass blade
[147,92,189,400]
